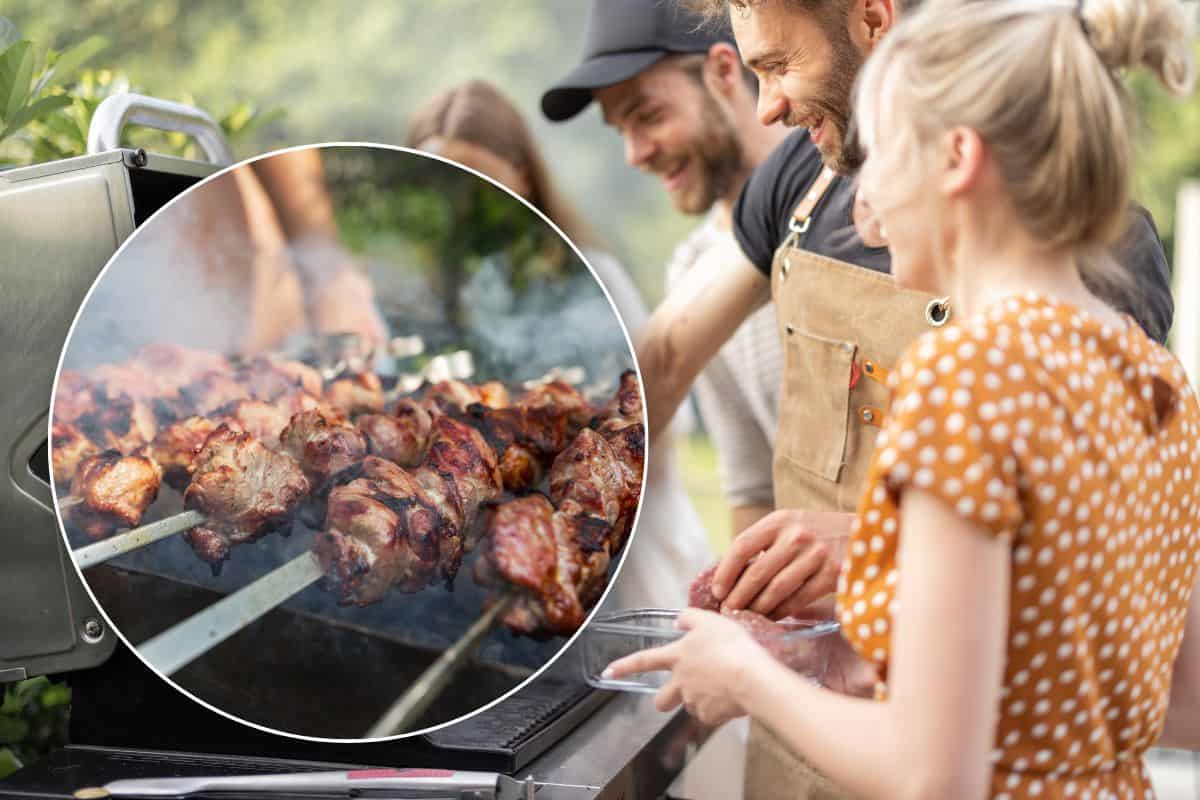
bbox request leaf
[0,717,29,745]
[42,35,107,90]
[12,677,49,709]
[0,18,18,51]
[0,747,21,780]
[0,40,32,124]
[0,93,69,140]
[38,684,70,709]
[4,41,33,122]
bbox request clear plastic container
[580,608,841,693]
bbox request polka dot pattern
[837,294,1200,799]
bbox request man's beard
[669,91,747,215]
[786,23,866,175]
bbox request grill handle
[87,93,234,165]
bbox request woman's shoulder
[890,293,1124,395]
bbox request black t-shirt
[733,129,1175,344]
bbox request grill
[0,95,640,792]
[0,98,218,683]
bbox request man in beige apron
[747,165,946,800]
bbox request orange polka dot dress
[837,294,1200,799]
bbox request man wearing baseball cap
[544,1,790,553]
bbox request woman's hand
[605,608,769,727]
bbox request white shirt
[664,214,782,510]
[584,249,713,611]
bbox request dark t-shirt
[733,129,1175,344]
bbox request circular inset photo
[48,143,646,740]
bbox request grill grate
[424,676,612,773]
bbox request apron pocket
[778,327,855,483]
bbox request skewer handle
[364,594,514,738]
[72,511,207,570]
[137,552,323,676]
[57,495,84,511]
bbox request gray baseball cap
[541,0,734,122]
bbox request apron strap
[787,165,838,243]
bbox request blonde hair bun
[1084,0,1196,94]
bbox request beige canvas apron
[744,168,950,800]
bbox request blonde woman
[609,0,1200,797]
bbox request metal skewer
[365,593,515,738]
[72,510,207,569]
[138,552,324,676]
[57,495,84,511]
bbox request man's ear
[855,0,897,52]
[703,42,744,98]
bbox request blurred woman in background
[407,79,713,610]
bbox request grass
[675,433,734,555]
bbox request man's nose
[757,83,788,127]
[624,131,655,169]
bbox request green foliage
[0,677,71,780]
[326,147,573,332]
[0,1,678,299]
[17,66,285,164]
[1128,38,1200,256]
[0,18,105,158]
[0,3,1193,298]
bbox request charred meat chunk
[316,457,447,605]
[137,416,218,490]
[280,407,367,486]
[357,399,432,468]
[66,451,162,541]
[50,422,100,487]
[73,394,158,455]
[238,357,323,401]
[473,495,610,638]
[325,372,384,418]
[182,425,310,568]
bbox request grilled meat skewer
[474,371,644,638]
[316,415,505,604]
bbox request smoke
[62,169,274,369]
[458,254,634,394]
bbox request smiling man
[542,1,789,543]
[615,1,1176,799]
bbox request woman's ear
[941,126,986,197]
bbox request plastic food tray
[580,608,840,694]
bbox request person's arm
[681,330,777,536]
[737,490,1010,800]
[1158,578,1200,749]
[638,239,769,438]
[732,505,772,535]
[251,149,339,241]
[613,489,1010,800]
[250,150,387,348]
